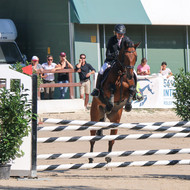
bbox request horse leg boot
[91,74,103,96]
[125,85,136,112]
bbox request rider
[91,24,132,96]
[91,24,142,110]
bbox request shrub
[173,69,190,121]
[0,86,32,165]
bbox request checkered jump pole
[41,119,190,133]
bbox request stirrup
[91,88,100,97]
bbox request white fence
[0,65,32,177]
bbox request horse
[89,41,140,163]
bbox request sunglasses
[80,57,86,59]
[48,59,53,61]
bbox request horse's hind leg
[105,129,118,163]
[89,130,96,163]
[105,109,122,163]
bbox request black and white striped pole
[37,159,190,171]
[37,132,190,143]
[37,148,190,160]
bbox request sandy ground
[1,108,190,190]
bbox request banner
[132,75,175,108]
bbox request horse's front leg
[125,85,136,112]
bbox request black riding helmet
[114,24,126,34]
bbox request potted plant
[0,86,32,179]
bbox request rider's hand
[115,50,119,56]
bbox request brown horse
[89,41,140,163]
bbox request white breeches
[99,62,111,75]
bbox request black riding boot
[91,74,102,96]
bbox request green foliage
[0,87,32,165]
[10,61,30,74]
[173,69,190,121]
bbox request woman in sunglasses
[42,55,57,99]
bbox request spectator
[160,61,172,78]
[57,52,73,99]
[31,56,44,99]
[42,55,57,99]
[137,58,150,75]
[75,54,96,110]
[31,56,43,73]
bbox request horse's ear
[134,42,141,49]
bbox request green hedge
[173,69,190,121]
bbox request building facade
[1,0,189,99]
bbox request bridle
[117,47,137,72]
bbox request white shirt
[42,62,57,81]
[160,68,171,77]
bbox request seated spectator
[137,58,150,75]
[56,52,73,99]
[42,55,57,99]
[159,61,172,78]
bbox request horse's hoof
[105,157,112,163]
[89,158,94,163]
[125,103,132,112]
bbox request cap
[60,52,66,57]
[31,56,39,61]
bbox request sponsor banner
[132,75,175,108]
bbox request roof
[70,0,190,25]
[70,0,151,25]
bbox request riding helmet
[114,24,126,34]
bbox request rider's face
[116,33,124,40]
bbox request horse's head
[118,41,141,80]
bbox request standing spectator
[31,56,44,99]
[137,58,151,75]
[57,52,73,99]
[31,56,43,73]
[159,61,172,78]
[42,55,57,99]
[75,54,96,110]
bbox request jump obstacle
[36,119,190,171]
[40,119,190,133]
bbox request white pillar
[97,24,101,71]
[186,26,190,72]
[103,24,106,60]
[145,25,148,59]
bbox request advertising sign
[132,75,175,108]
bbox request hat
[60,52,66,57]
[31,56,39,61]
